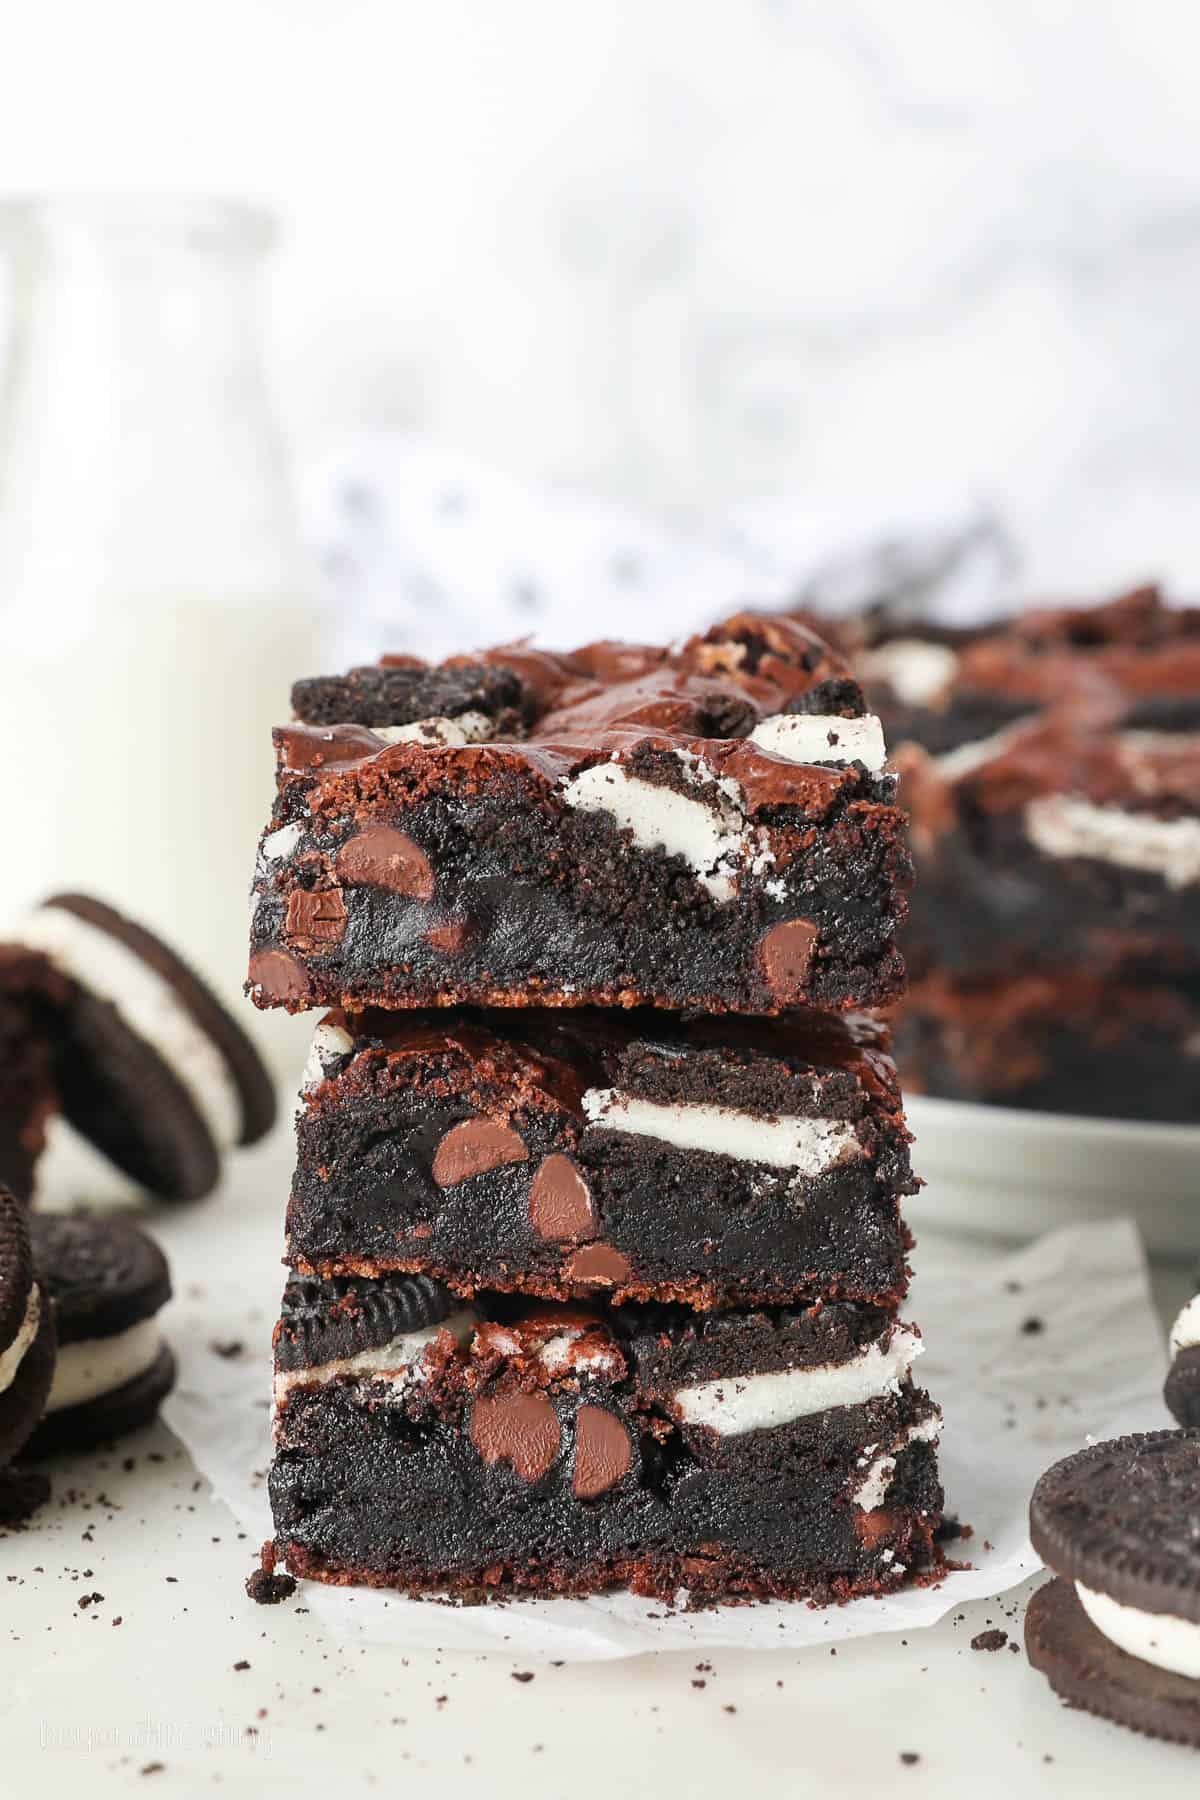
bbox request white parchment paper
[148,1132,1168,1662]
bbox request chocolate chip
[471,1393,560,1483]
[335,826,435,899]
[572,1405,632,1498]
[248,950,313,1006]
[432,1118,529,1187]
[528,1156,597,1242]
[284,888,348,946]
[758,918,819,1003]
[561,1243,632,1288]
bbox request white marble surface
[3,2,1200,600]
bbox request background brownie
[287,1005,916,1310]
[248,611,911,1017]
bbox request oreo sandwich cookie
[26,1213,175,1454]
[1026,1431,1200,1744]
[273,1270,463,1396]
[1165,1291,1200,1428]
[0,1185,56,1465]
[15,893,276,1202]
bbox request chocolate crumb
[1021,1317,1044,1335]
[900,1753,920,1766]
[210,1339,245,1359]
[246,1566,297,1606]
[971,1629,1008,1652]
[233,1660,251,1672]
[511,1672,535,1684]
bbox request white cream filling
[1025,794,1200,890]
[301,1019,356,1093]
[1076,1583,1200,1681]
[582,1089,862,1176]
[859,640,958,708]
[750,712,888,774]
[561,755,755,901]
[852,1411,943,1511]
[46,1317,162,1413]
[537,1332,624,1377]
[0,1287,41,1394]
[672,1325,923,1437]
[933,720,1031,781]
[1170,1293,1200,1356]
[370,711,494,747]
[16,906,243,1151]
[260,820,303,863]
[273,1306,477,1403]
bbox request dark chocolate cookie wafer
[26,1213,174,1454]
[1026,1432,1200,1743]
[274,1271,457,1376]
[0,1186,56,1464]
[1165,1293,1200,1428]
[16,893,276,1202]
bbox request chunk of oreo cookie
[0,1185,56,1466]
[1165,1291,1200,1428]
[26,1214,174,1454]
[274,1271,456,1375]
[15,893,276,1202]
[1026,1432,1200,1744]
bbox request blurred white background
[3,0,1200,598]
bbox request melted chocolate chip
[528,1156,597,1242]
[572,1406,632,1498]
[758,918,819,1002]
[248,950,313,1006]
[432,1118,529,1187]
[471,1392,560,1482]
[285,888,348,946]
[562,1243,632,1288]
[335,826,435,899]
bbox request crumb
[233,1660,250,1672]
[141,1766,165,1778]
[511,1672,535,1684]
[722,1705,737,1715]
[1021,1317,1044,1335]
[900,1752,920,1766]
[971,1629,1008,1652]
[246,1566,297,1606]
[691,1680,706,1690]
[210,1340,245,1359]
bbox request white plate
[904,1094,1200,1259]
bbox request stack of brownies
[247,609,945,1602]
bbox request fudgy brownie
[897,711,1200,982]
[288,1005,916,1310]
[894,971,1200,1123]
[268,1272,943,1602]
[0,947,65,1203]
[247,611,911,1017]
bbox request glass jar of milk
[0,197,324,1013]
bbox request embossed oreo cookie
[274,1271,458,1377]
[26,1213,174,1454]
[1026,1432,1200,1743]
[1165,1292,1200,1428]
[0,1185,57,1466]
[15,894,276,1202]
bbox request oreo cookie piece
[1165,1292,1200,1428]
[1026,1432,1200,1744]
[0,1185,56,1465]
[15,893,276,1202]
[26,1213,174,1454]
[274,1271,457,1378]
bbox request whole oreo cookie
[16,893,276,1202]
[1026,1432,1200,1744]
[0,1185,56,1466]
[275,1272,456,1374]
[1165,1292,1200,1428]
[26,1213,175,1455]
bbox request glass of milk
[0,197,325,1019]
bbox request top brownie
[247,611,910,1016]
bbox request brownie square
[269,1273,943,1603]
[286,1005,916,1312]
[247,611,911,1017]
